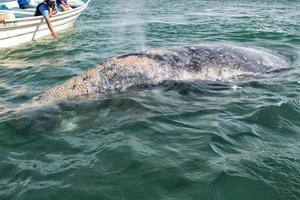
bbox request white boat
[0,0,90,48]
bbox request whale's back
[144,45,287,73]
[31,45,289,105]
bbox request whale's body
[32,44,288,104]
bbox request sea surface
[1,0,300,199]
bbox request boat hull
[0,1,89,48]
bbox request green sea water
[1,0,300,199]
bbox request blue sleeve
[38,4,49,20]
[18,0,29,5]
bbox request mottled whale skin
[32,44,288,104]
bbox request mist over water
[1,0,300,199]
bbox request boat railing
[5,9,34,15]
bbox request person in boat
[34,0,57,39]
[17,0,35,9]
[56,0,70,11]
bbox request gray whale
[32,44,288,104]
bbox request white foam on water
[276,101,285,107]
[60,118,79,132]
[231,85,242,90]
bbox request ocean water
[1,0,300,199]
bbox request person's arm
[49,7,57,16]
[39,5,57,39]
[45,19,57,39]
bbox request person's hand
[52,32,57,39]
[51,10,57,16]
